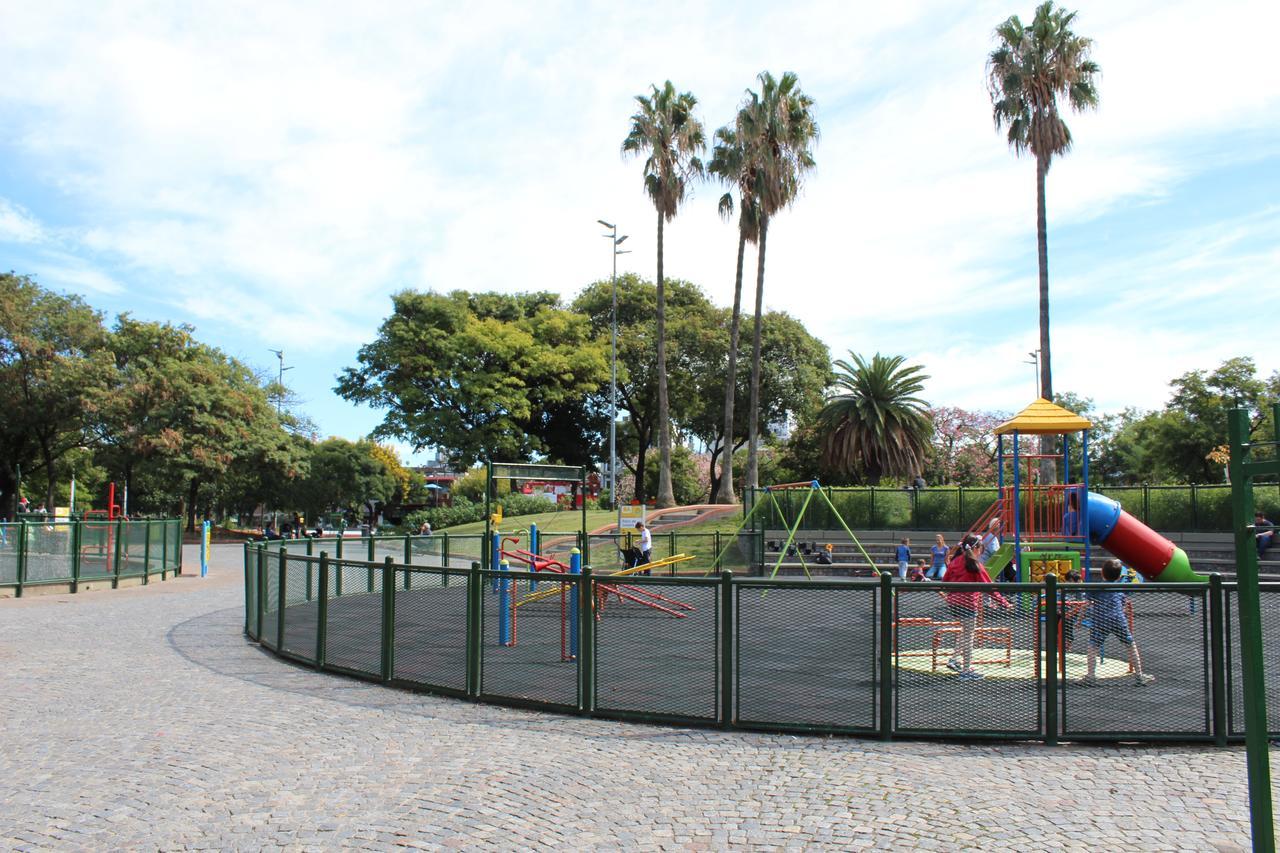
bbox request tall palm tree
[622,81,706,509]
[987,2,1099,407]
[737,71,818,493]
[819,353,931,484]
[707,124,759,504]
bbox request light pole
[598,220,630,536]
[268,349,294,416]
[1025,350,1041,399]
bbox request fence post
[335,535,344,596]
[316,552,329,669]
[1044,574,1059,746]
[1209,573,1228,747]
[579,557,595,714]
[442,532,450,570]
[870,487,877,529]
[957,487,964,530]
[381,556,395,682]
[159,518,167,581]
[113,518,123,589]
[466,561,482,698]
[242,541,251,633]
[1143,484,1151,526]
[911,489,919,529]
[367,536,375,593]
[71,518,82,592]
[142,519,152,585]
[1190,484,1199,532]
[720,569,734,729]
[15,520,27,598]
[256,547,266,640]
[276,545,287,651]
[174,520,183,575]
[714,531,721,571]
[879,571,893,740]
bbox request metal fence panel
[280,558,317,663]
[593,577,719,721]
[736,582,878,731]
[323,559,383,677]
[392,567,469,693]
[260,549,280,650]
[0,524,18,584]
[1061,586,1211,738]
[25,522,75,583]
[119,521,149,577]
[246,549,260,640]
[79,521,113,578]
[892,584,1042,736]
[1227,585,1280,735]
[146,521,166,574]
[480,569,578,709]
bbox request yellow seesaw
[515,553,696,607]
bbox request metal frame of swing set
[708,480,885,578]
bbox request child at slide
[1081,559,1156,686]
[943,534,1012,681]
[927,534,948,580]
[896,537,911,580]
[908,559,928,582]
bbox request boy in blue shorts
[1081,559,1155,685]
[896,537,911,580]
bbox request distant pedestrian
[635,521,653,574]
[1256,512,1275,558]
[419,520,433,537]
[896,537,911,580]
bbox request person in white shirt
[635,521,653,574]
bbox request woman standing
[943,534,1011,681]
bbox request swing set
[709,479,885,578]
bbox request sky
[1,0,1277,465]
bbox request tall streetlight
[268,349,294,416]
[598,220,630,537]
[1025,350,1041,399]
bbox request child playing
[896,537,911,580]
[1081,559,1155,686]
[943,534,1012,681]
[907,559,928,582]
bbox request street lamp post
[1025,350,1041,399]
[268,349,294,416]
[598,220,630,538]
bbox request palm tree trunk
[714,228,749,504]
[745,215,769,491]
[1036,153,1056,482]
[655,211,676,508]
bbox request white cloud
[0,0,1277,439]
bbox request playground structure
[482,461,700,661]
[969,398,1206,584]
[718,480,884,578]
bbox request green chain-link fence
[0,518,182,596]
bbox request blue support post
[497,558,511,646]
[200,520,210,578]
[1082,430,1092,582]
[569,548,581,659]
[491,532,501,593]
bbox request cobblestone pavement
[0,544,1266,850]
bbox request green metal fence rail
[744,483,1280,534]
[244,539,1280,744]
[0,518,183,597]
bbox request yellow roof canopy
[993,398,1092,436]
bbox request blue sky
[2,0,1277,464]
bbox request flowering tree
[924,407,1008,486]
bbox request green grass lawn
[438,509,619,536]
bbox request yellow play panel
[895,648,1132,681]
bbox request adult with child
[942,534,1012,681]
[927,534,949,580]
[1081,559,1155,686]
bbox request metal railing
[745,483,1280,534]
[0,518,183,596]
[245,540,1274,743]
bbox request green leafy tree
[734,72,819,492]
[573,275,720,502]
[294,438,398,521]
[336,291,608,467]
[622,80,706,508]
[819,353,932,485]
[707,124,760,503]
[988,3,1099,408]
[0,273,112,513]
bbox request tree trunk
[745,215,769,491]
[714,228,749,504]
[1036,155,1057,483]
[40,439,57,511]
[655,211,676,508]
[187,478,199,532]
[707,441,723,501]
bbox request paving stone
[0,543,1267,849]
